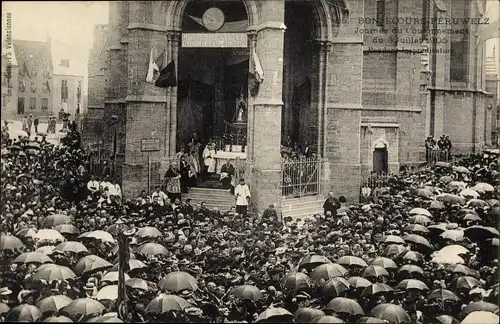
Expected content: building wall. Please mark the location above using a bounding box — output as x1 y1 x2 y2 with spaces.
52 74 83 120
1 55 18 119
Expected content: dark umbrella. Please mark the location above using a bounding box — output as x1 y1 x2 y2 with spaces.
404 224 429 234
464 226 499 239
311 263 348 283
398 265 424 276
357 317 386 323
370 304 410 323
396 279 429 291
36 295 73 314
454 276 481 290
299 255 331 270
433 315 459 324
403 234 433 249
6 304 42 322
320 277 351 299
158 271 198 293
384 244 407 257
42 316 74 322
337 256 367 268
145 294 191 314
60 298 105 317
362 266 389 279
325 297 364 316
360 283 394 297
42 214 72 228
313 315 345 323
256 307 293 323
281 272 313 295
427 289 460 302
74 255 113 276
229 285 263 301
402 251 425 263
369 257 398 270
461 301 499 316
294 308 325 323
347 276 372 289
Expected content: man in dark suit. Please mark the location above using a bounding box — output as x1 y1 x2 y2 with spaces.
303 142 312 158
220 160 235 190
323 192 341 216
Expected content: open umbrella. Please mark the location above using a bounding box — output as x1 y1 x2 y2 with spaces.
325 297 364 316
7 145 22 151
74 255 113 276
135 242 169 256
380 235 405 244
15 228 37 239
13 252 54 265
125 278 151 291
427 289 460 302
32 264 76 283
256 307 293 323
320 278 350 299
427 223 448 234
464 226 499 239
396 279 429 291
398 265 424 276
36 295 73 314
434 161 450 168
402 251 425 263
434 315 459 324
281 272 313 295
370 304 410 323
61 298 105 317
404 224 429 234
404 234 432 249
158 271 198 293
78 230 115 244
111 259 147 272
294 308 325 323
357 317 386 323
42 316 74 322
431 254 465 265
429 200 446 210
408 215 432 225
42 214 72 228
461 301 499 316
438 245 469 256
36 245 56 255
6 304 42 322
444 264 475 276
455 276 481 290
409 208 432 217
310 263 348 283
384 244 408 257
463 213 482 222
34 229 65 243
0 234 25 250
87 316 123 323
101 271 130 283
361 283 394 297
459 189 480 199
96 285 118 301
145 294 191 314
362 266 389 279
453 166 470 174
229 285 263 301
54 224 80 235
347 276 372 289
337 256 367 268
472 183 494 193
439 175 454 184
314 315 345 323
467 199 489 208
369 257 398 270
440 230 465 242
54 241 89 254
135 227 162 239
0 302 10 315
437 194 466 205
299 255 331 270
460 311 499 324
416 188 434 198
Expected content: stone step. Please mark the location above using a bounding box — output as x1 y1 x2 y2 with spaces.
281 197 324 220
184 187 235 211
282 199 324 211
282 194 324 203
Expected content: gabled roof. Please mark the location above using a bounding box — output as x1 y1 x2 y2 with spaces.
12 39 52 73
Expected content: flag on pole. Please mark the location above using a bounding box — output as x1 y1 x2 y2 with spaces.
146 48 160 84
252 48 264 83
476 19 499 47
155 59 177 88
23 62 31 79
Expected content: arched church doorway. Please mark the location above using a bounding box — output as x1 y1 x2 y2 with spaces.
177 1 249 151
373 142 389 174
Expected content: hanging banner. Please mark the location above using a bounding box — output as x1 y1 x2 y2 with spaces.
182 33 247 48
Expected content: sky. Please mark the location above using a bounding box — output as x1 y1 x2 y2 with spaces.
2 1 109 90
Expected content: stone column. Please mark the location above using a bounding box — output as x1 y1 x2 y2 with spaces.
249 0 286 214
169 31 181 156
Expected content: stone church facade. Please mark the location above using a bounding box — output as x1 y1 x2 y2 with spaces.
94 0 494 212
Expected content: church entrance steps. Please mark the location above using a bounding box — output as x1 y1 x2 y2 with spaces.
184 187 235 212
281 195 324 220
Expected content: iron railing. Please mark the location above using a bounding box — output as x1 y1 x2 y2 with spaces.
359 171 395 203
280 158 322 198
426 148 451 166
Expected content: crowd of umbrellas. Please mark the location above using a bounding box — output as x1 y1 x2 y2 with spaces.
0 128 499 323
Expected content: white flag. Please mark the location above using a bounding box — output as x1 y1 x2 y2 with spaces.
146 48 160 83
252 48 264 83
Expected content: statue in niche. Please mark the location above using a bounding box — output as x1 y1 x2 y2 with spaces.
234 92 246 124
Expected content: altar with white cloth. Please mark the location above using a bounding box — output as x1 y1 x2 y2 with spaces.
214 151 247 174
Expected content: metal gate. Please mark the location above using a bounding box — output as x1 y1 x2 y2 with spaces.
359 171 394 203
280 158 322 198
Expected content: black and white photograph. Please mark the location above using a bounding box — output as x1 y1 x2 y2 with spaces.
0 0 499 323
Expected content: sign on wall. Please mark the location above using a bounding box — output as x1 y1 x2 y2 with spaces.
141 138 160 152
182 33 247 48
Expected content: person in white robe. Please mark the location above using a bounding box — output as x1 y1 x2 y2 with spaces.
202 143 217 174
234 178 251 216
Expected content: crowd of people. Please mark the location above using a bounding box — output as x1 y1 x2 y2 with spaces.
0 125 499 323
425 135 453 166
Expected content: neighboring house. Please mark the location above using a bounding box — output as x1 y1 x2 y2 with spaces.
1 46 18 119
10 39 53 119
52 58 84 121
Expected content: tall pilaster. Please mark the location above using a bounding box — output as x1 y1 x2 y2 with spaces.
248 0 285 214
